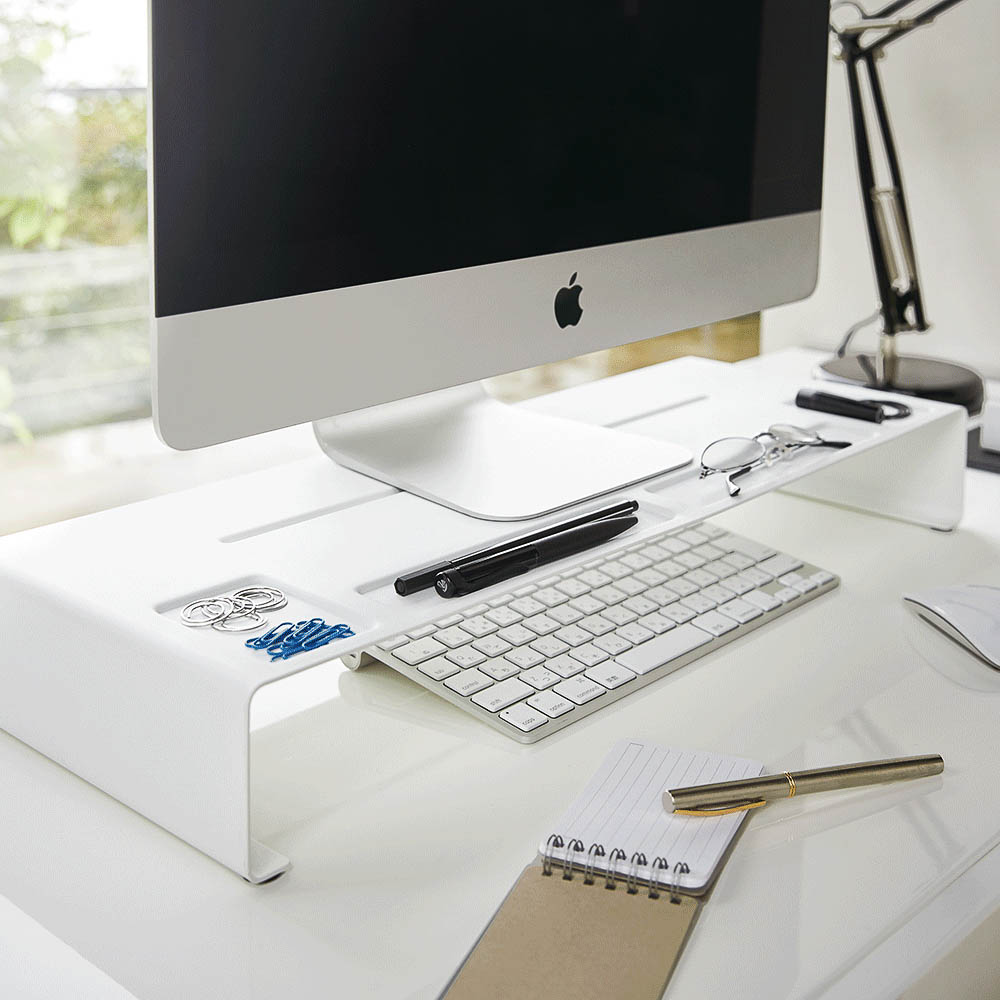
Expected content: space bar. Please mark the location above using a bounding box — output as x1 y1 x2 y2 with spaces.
615 624 713 676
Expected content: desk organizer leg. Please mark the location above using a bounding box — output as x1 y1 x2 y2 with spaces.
782 405 967 530
0 572 286 884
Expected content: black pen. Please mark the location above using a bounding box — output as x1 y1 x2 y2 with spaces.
433 515 638 598
394 499 639 596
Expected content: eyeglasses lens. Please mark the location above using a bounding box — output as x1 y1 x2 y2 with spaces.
701 437 766 472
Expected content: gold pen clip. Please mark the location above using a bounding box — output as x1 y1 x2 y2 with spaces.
674 799 769 817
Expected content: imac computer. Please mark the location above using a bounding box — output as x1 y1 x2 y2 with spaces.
150 1 829 520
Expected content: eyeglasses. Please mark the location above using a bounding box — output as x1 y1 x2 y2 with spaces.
700 423 851 497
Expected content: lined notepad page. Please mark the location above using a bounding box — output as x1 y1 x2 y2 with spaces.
541 741 764 892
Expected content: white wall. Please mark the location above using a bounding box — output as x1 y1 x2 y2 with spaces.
763 2 1000 379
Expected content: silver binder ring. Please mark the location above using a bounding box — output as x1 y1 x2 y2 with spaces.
649 857 669 899
626 852 647 894
542 834 564 877
670 861 691 904
583 843 605 885
605 848 627 890
562 839 584 880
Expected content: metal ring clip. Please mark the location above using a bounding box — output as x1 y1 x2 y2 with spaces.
626 852 647 894
649 857 669 899
542 835 564 877
583 843 605 885
669 861 691 904
561 839 584 880
605 848 627 890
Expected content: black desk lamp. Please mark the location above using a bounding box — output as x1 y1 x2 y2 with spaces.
819 0 985 414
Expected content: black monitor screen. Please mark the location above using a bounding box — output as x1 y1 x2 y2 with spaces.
152 0 828 317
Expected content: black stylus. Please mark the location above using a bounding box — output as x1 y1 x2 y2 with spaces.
394 499 639 596
433 515 638 598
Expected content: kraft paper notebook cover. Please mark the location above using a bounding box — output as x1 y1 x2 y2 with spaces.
440 740 763 1000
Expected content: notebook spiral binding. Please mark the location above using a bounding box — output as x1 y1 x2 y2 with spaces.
541 834 691 903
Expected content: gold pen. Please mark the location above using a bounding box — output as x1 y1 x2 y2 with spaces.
664 754 945 817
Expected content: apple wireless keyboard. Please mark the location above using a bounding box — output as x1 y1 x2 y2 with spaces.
366 522 838 743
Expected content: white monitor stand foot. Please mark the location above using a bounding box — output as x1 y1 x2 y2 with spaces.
313 382 692 521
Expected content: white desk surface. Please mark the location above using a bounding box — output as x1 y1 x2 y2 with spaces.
1 349 999 1000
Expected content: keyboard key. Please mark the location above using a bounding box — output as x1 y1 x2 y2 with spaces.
460 615 499 638
701 584 733 604
759 553 804 577
578 569 613 588
530 636 570 657
638 612 676 635
555 625 592 647
417 656 461 680
726 536 777 561
655 559 688 578
472 678 533 712
773 586 800 603
519 665 561 690
554 676 607 705
570 594 607 616
601 604 638 627
464 603 489 616
617 622 655 645
721 552 755 572
619 552 652 571
644 585 680 606
488 594 512 607
623 595 658 617
593 633 632 656
592 585 628 605
395 637 448 665
741 566 774 586
435 625 475 648
510 596 546 617
675 551 706 570
692 611 739 637
505 647 545 669
705 559 737 579
666 576 698 597
693 543 725 561
679 593 717 614
434 614 463 628
579 614 616 636
640 544 669 561
569 643 610 667
485 606 523 627
536 576 560 588
375 635 407 651
498 624 536 646
527 690 575 718
717 598 764 624
585 661 636 690
481 658 521 681
523 613 560 635
555 578 590 598
616 623 712 675
514 585 536 596
744 589 781 613
548 604 584 625
697 522 727 540
598 560 630 580
660 537 690 555
534 587 569 608
663 603 696 624
616 577 648 597
779 572 817 594
407 625 437 639
444 668 493 696
678 529 709 546
720 573 755 595
547 653 586 678
634 568 667 587
810 570 836 586
499 703 548 733
683 568 718 588
473 635 513 657
445 646 487 668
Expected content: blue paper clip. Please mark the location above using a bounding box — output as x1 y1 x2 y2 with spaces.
245 622 294 650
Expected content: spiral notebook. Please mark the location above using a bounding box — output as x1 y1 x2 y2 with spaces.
440 741 763 1000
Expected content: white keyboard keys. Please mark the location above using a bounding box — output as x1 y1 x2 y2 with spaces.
548 604 584 625
578 569 613 588
435 625 474 648
692 611 739 637
554 625 591 647
553 676 606 705
547 653 586 678
407 624 436 639
593 633 632 657
744 589 781 613
445 668 493 696
570 594 607 616
663 604 696 624
579 614 616 636
504 647 545 669
460 615 498 637
534 587 569 608
375 635 407 651
773 586 800 603
556 578 590 598
498 624 536 646
601 605 638 626
725 536 776 561
716 598 763 624
600 560 631 580
592 585 627 605
445 646 487 668
759 553 804 577
584 661 636 690
417 656 460 681
472 677 533 712
473 635 512 656
396 637 448 665
434 614 463 628
481 658 520 681
486 606 523 627
638 612 675 634
617 622 654 645
569 643 610 667
510 596 546 617
523 614 560 635
615 623 712 675
810 570 835 586
721 552 755 572
529 636 570 658
678 528 709 546
644 585 679 606
519 665 561 690
499 702 548 732
616 577 647 597
527 690 575 718
680 593 717 615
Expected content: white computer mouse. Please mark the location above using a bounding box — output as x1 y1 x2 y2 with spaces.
903 584 1000 670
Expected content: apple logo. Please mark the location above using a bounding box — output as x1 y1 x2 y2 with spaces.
554 272 583 328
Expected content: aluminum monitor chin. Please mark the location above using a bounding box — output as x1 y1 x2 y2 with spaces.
151 1 829 473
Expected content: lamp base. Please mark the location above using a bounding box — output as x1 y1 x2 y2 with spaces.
819 353 984 415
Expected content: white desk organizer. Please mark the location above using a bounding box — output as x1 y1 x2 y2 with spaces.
0 354 966 882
